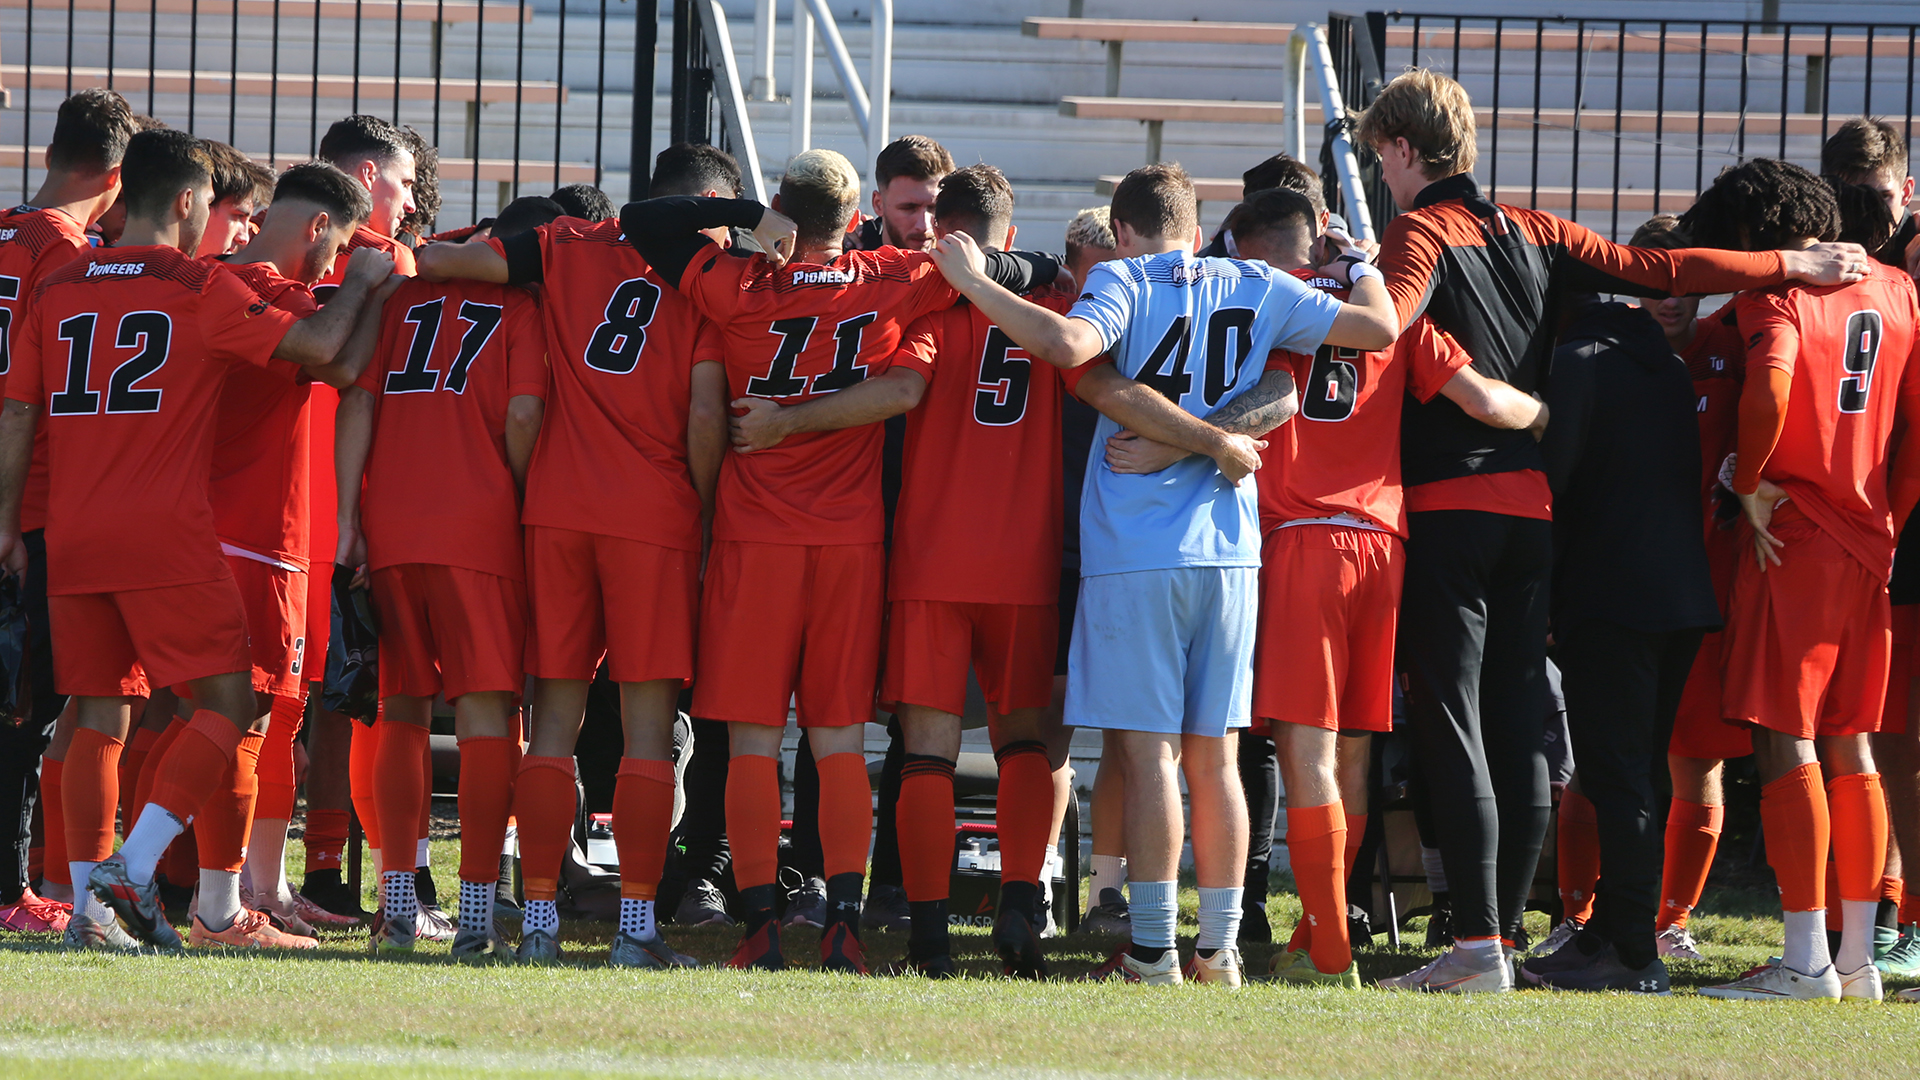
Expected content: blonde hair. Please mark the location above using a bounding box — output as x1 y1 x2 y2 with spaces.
779 149 861 243
1065 205 1115 260
1355 68 1478 180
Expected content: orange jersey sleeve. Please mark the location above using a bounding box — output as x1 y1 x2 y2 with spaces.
1402 318 1475 403
1520 210 1787 298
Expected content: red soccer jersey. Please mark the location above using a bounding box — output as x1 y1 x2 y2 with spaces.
677 246 961 545
493 218 721 552
358 276 547 579
0 205 94 532
1736 262 1920 579
889 287 1076 605
1262 274 1471 538
313 224 416 303
6 244 299 593
210 260 321 568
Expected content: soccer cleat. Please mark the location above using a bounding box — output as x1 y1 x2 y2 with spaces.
87 857 182 951
1182 947 1245 988
0 888 71 933
861 882 910 934
297 880 368 923
288 890 360 929
1877 925 1920 976
781 875 827 930
1081 946 1182 985
1655 926 1705 962
1529 942 1670 994
1529 917 1583 957
1378 945 1512 993
1520 932 1596 986
880 953 957 979
516 927 564 964
62 909 140 951
1897 986 1920 1002
726 920 787 971
609 930 699 970
1699 959 1842 1001
414 904 456 942
190 910 319 950
1837 963 1884 1001
1875 924 1901 963
451 926 514 964
993 908 1050 980
370 910 417 954
1081 888 1132 937
819 922 869 974
1277 959 1363 988
674 879 735 928
1268 947 1309 978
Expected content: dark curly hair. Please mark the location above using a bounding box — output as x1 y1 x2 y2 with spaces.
1679 158 1840 251
1825 177 1897 255
396 124 440 241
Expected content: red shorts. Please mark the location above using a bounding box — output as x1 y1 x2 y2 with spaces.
1885 604 1917 737
881 599 1057 717
305 555 330 689
1667 630 1752 759
228 554 309 698
1252 525 1400 733
694 540 884 728
524 526 697 684
49 575 253 697
369 563 527 701
1722 514 1891 740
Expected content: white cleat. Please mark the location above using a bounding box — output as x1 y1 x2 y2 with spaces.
1378 945 1512 993
1837 964 1884 1001
1698 959 1842 1001
1529 917 1583 957
1655 926 1705 962
1181 947 1244 988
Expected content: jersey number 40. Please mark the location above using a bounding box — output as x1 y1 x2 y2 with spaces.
1136 308 1254 408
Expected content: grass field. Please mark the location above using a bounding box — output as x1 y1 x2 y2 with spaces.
3 835 1917 1079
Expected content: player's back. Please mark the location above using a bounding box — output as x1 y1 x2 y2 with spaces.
519 217 716 553
361 275 544 578
890 288 1073 605
0 205 94 532
210 260 320 568
1738 261 1920 575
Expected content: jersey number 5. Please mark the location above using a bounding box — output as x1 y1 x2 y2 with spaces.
48 311 171 416
0 275 20 375
1301 345 1362 422
974 326 1031 426
1838 309 1883 415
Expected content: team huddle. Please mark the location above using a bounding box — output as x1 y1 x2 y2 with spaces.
0 66 1915 998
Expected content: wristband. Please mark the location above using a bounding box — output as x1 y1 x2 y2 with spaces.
1347 261 1384 284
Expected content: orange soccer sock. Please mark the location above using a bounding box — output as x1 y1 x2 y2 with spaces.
1557 789 1601 924
724 754 782 893
372 721 430 878
62 729 123 866
612 757 675 900
254 696 305 822
1826 862 1844 931
1658 798 1723 931
510 755 577 902
304 808 350 876
815 752 873 881
148 711 246 829
1761 762 1830 913
347 718 383 869
1903 880 1920 926
129 717 186 834
1287 801 1351 975
896 755 956 902
418 738 433 867
116 727 159 830
456 737 518 885
194 731 264 874
39 758 67 886
1829 772 1889 903
993 741 1052 888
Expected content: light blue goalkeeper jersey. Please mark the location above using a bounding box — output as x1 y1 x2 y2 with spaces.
1070 249 1344 577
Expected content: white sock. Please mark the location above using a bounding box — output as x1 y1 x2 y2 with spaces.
198 869 243 931
245 818 293 911
458 879 494 935
415 838 430 871
382 869 418 923
1089 854 1126 904
1782 909 1832 973
523 898 559 936
1455 937 1500 950
619 897 656 940
116 805 188 885
1421 846 1449 893
1128 879 1177 952
501 824 518 857
1836 898 1878 973
1195 886 1243 952
68 862 110 921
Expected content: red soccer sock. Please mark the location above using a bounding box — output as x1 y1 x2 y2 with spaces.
816 752 873 880
1658 798 1723 931
724 754 781 891
254 696 305 822
1557 789 1600 924
510 755 577 902
1829 772 1889 904
194 732 264 874
1826 862 1844 931
39 758 67 886
116 726 159 831
1287 801 1351 974
348 718 383 866
63 729 123 866
372 720 430 878
1761 762 1830 913
418 738 433 865
994 741 1052 887
304 808 350 876
1902 881 1920 926
613 758 675 900
130 717 186 834
149 711 246 829
457 737 518 885
896 755 956 902
1883 875 1905 907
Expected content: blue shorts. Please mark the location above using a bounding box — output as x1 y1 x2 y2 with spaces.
1064 566 1258 737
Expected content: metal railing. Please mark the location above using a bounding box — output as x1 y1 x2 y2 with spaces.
784 0 892 191
1286 23 1377 244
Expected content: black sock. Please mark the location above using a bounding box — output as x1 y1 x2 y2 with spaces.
1000 880 1039 923
414 866 438 908
909 899 949 959
302 868 341 895
1196 947 1218 959
825 872 863 936
1129 943 1170 964
1879 898 1902 931
740 883 780 933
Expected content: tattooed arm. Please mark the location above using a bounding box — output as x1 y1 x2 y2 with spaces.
1104 367 1297 475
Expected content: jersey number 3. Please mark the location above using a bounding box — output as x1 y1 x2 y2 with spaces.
1838 309 1883 415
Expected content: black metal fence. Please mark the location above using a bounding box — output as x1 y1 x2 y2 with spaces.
1334 11 1920 241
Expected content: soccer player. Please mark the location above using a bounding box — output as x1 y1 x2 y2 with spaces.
414 148 734 969
193 142 274 259
1675 160 1920 1002
549 182 615 223
338 195 559 959
618 147 1060 972
0 88 137 938
928 162 1401 985
1356 69 1870 990
0 128 391 951
856 135 950 251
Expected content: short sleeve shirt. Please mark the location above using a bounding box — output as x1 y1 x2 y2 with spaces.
0 205 95 533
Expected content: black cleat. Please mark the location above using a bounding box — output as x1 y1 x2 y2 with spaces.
994 907 1050 980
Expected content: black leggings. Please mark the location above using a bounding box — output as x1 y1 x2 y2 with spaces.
0 529 67 902
1240 733 1279 890
1398 509 1553 941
